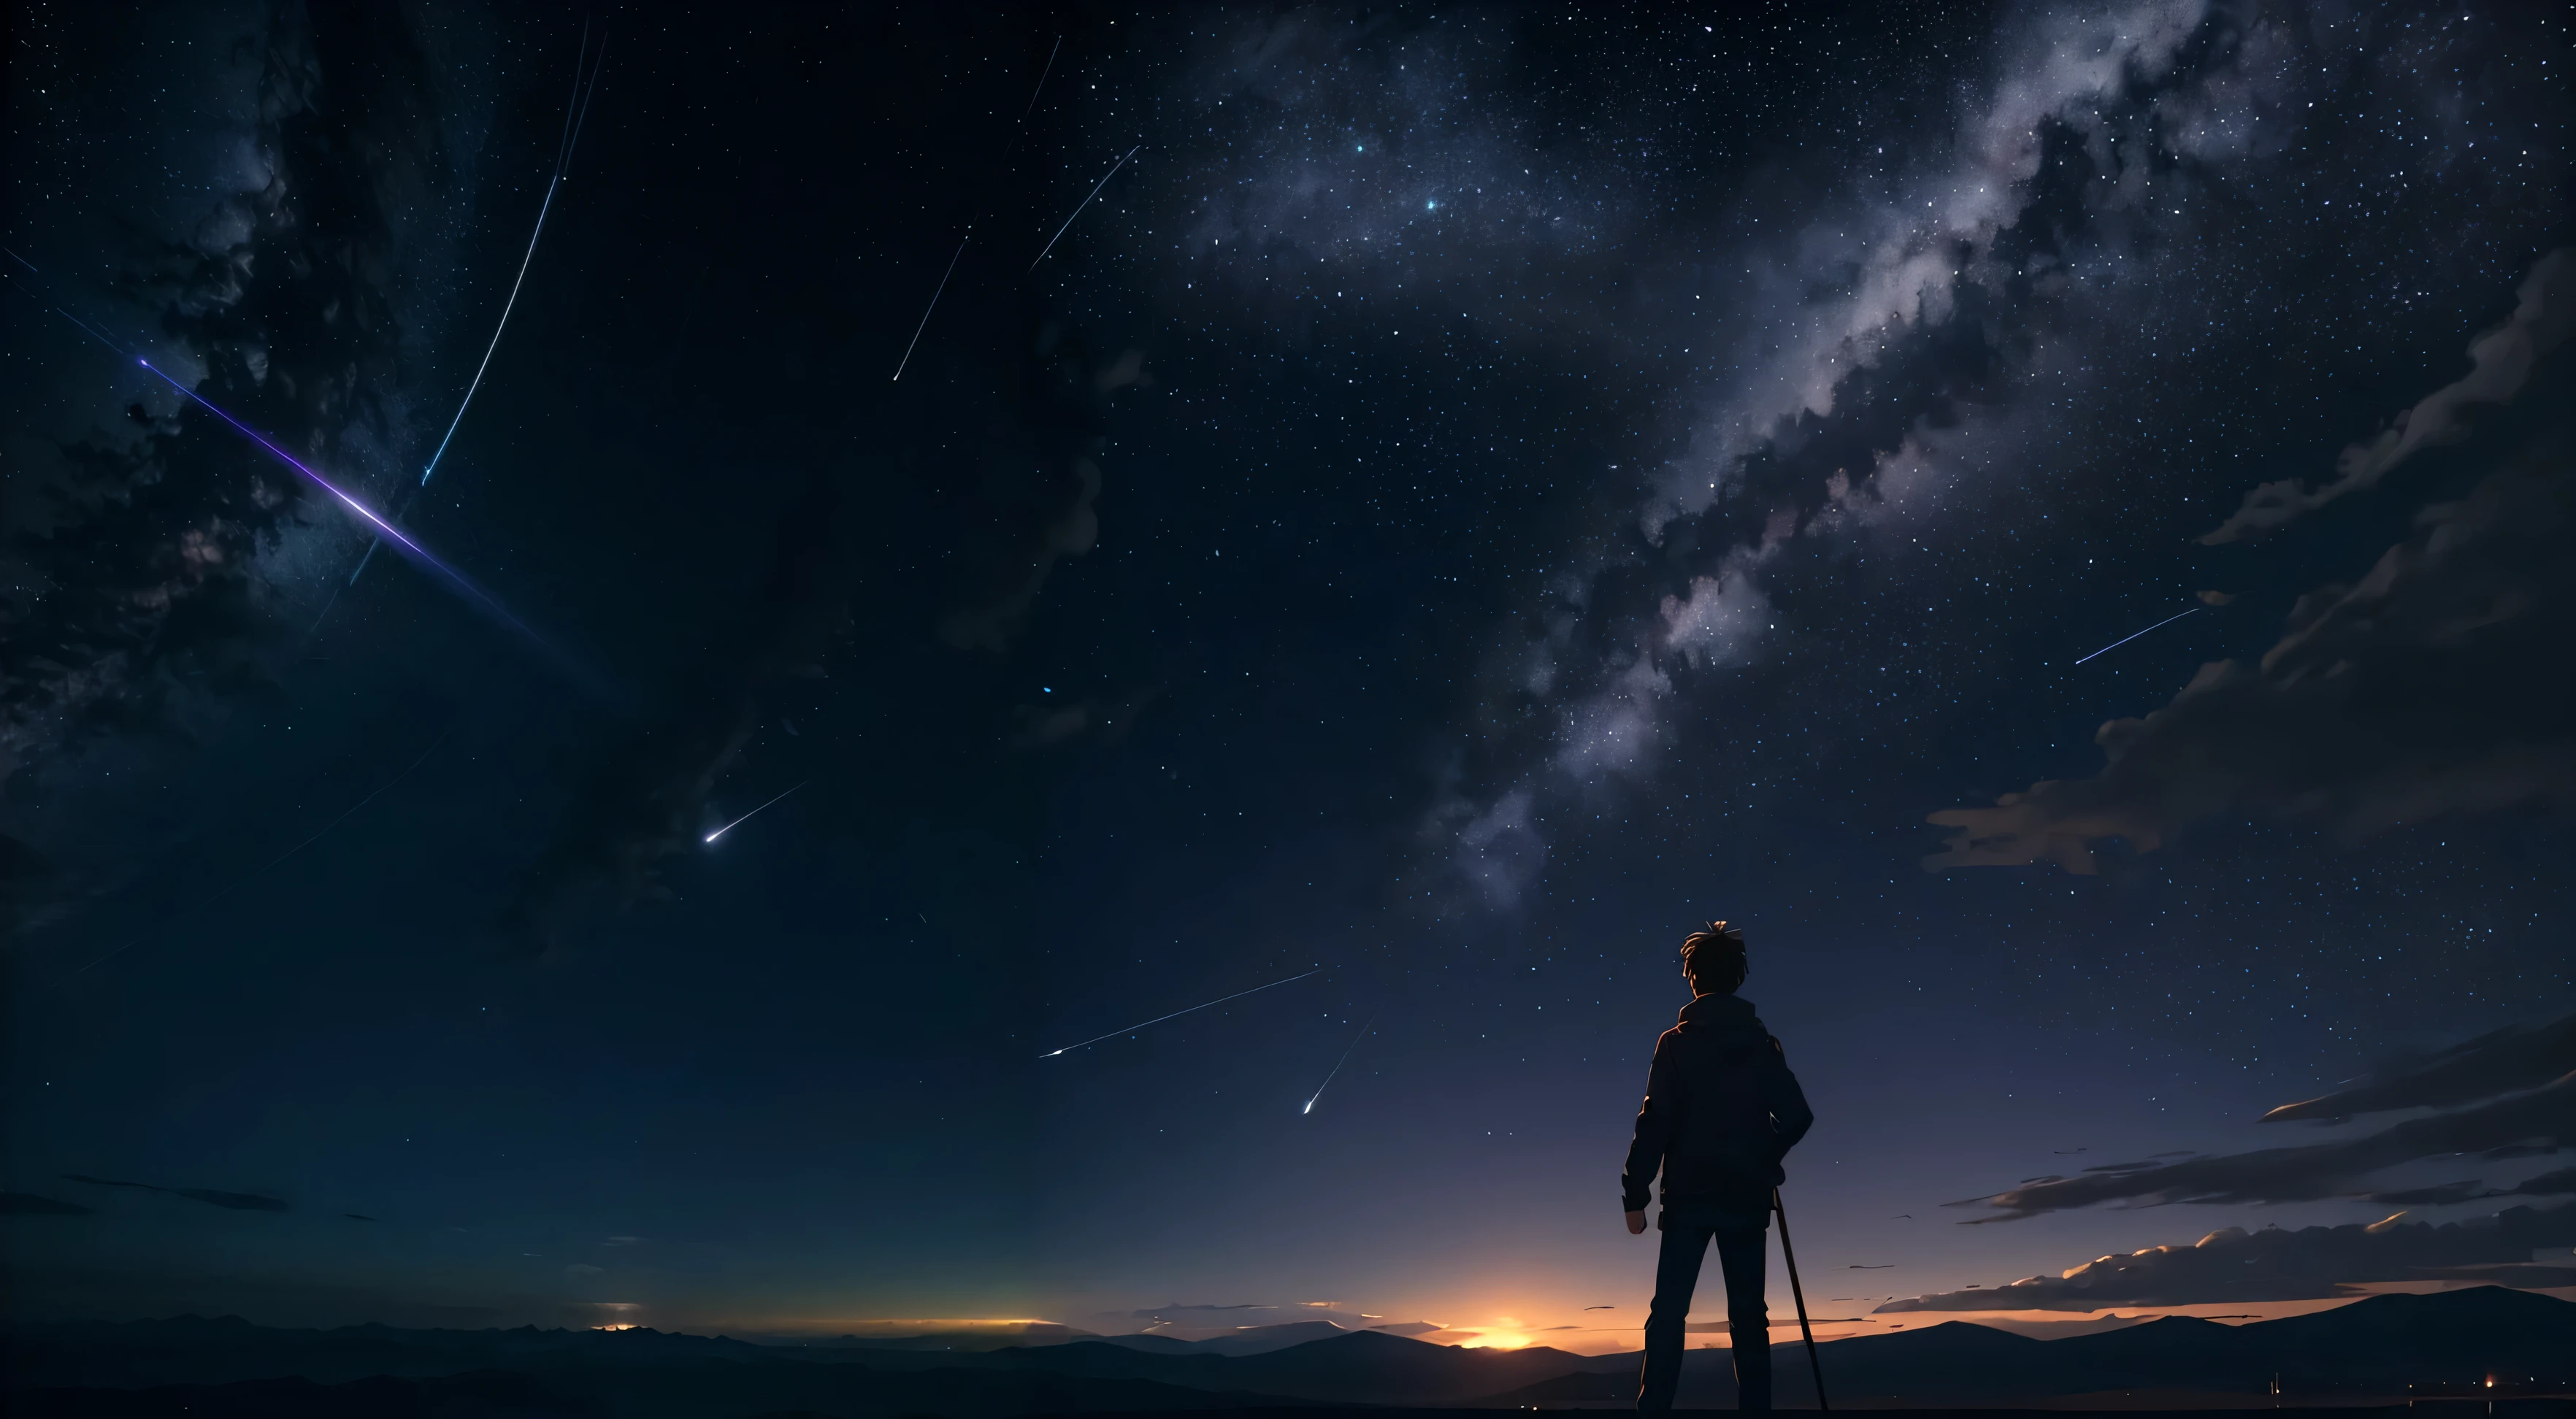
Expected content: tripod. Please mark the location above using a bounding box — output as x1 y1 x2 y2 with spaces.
1773 1187 1830 1411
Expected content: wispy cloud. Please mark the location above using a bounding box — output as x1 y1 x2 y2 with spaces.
1883 1202 2576 1310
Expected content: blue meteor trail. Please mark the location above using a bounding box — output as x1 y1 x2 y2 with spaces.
1040 967 1321 1058
418 27 606 487
1302 1012 1379 1115
350 26 607 588
2070 606 2201 665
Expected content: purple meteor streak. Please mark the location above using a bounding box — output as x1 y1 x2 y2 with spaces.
134 359 543 643
139 361 435 561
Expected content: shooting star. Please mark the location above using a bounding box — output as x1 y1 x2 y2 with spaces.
1040 967 1321 1058
1019 36 1063 123
892 36 1065 382
340 28 608 593
891 232 970 382
2069 606 2201 665
7 252 579 682
1030 145 1139 272
420 28 606 486
130 360 561 653
703 780 808 844
1301 1012 1379 1115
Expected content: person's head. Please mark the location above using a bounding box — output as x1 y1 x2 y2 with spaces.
1681 920 1748 996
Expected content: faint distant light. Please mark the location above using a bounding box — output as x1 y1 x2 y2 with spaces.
1356 144 1364 152
1426 200 1438 209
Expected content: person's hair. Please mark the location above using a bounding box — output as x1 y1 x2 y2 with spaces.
1682 920 1748 995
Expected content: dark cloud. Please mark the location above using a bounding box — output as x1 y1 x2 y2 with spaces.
3 6 460 934
2364 1181 2508 1207
1127 1302 1279 1318
1927 261 2576 874
485 471 865 957
1408 4 2531 907
2261 1012 2576 1122
4 7 452 766
61 1174 288 1212
490 323 1135 955
1 1192 93 1216
2364 1168 2576 1208
1880 1201 2576 1311
2203 247 2575 542
1952 1074 2575 1220
935 338 1138 655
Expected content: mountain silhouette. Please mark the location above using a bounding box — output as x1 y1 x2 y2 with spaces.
10 1286 2573 1413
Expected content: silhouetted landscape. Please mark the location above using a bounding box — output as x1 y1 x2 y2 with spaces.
9 1288 2573 1415
10 7 2576 1419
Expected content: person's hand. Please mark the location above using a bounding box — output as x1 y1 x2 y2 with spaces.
1625 1210 1647 1235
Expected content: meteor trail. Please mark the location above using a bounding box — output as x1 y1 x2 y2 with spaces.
1040 967 1321 1058
889 36 1065 381
13 250 510 626
891 232 969 382
1030 145 1139 272
418 28 607 487
1019 36 1063 123
132 359 542 637
1301 1012 1379 1115
2069 606 2201 665
342 28 607 593
15 227 607 697
703 780 808 843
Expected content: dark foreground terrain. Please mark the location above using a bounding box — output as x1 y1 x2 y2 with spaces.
7 1287 2572 1416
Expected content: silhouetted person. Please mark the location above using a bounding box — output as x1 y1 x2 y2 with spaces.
1622 920 1814 1412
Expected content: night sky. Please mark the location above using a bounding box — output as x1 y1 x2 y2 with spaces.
6 0 2573 1350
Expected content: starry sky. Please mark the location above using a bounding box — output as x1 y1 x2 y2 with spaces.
5 0 2573 1350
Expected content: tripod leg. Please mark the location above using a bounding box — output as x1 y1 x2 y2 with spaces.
1773 1188 1829 1412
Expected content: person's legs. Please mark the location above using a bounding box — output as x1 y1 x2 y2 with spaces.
1636 1215 1712 1412
1711 1226 1771 1412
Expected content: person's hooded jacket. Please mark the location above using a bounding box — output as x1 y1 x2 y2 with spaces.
1621 992 1814 1223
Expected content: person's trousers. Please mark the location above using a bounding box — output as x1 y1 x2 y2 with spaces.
1637 1212 1768 1412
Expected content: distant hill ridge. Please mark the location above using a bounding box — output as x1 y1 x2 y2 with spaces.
9 1286 2573 1412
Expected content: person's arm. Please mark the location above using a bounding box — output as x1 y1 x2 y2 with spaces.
1622 1033 1680 1227
1765 1035 1815 1156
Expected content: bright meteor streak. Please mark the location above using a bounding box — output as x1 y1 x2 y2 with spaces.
704 780 808 843
1040 967 1321 1058
419 26 606 488
1030 145 1140 272
138 361 435 562
1302 1012 1379 1115
132 360 543 640
2069 605 2202 665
